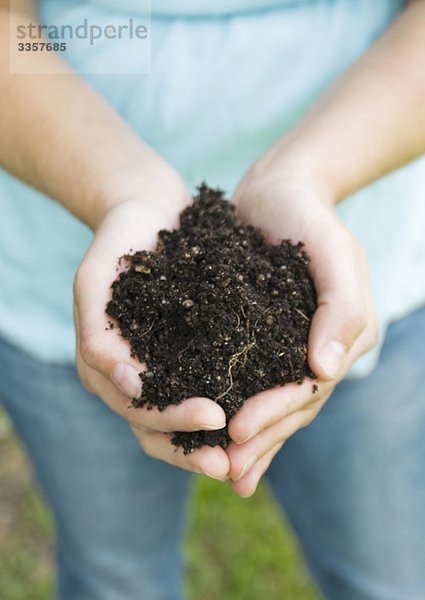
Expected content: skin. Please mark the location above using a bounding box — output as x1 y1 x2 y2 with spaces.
1 0 425 493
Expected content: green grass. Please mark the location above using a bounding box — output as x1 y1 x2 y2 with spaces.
0 414 55 599
186 477 318 600
0 410 319 599
0 489 54 600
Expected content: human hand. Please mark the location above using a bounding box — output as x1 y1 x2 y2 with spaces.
227 166 378 497
73 179 229 481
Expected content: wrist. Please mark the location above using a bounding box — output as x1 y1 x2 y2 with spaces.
89 165 190 231
258 137 341 206
234 147 338 216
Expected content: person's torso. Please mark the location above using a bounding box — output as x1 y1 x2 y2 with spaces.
3 0 424 379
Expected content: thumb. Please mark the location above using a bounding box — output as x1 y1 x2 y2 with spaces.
74 264 143 399
308 300 367 381
307 228 369 381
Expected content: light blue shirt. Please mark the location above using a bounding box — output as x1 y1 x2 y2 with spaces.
1 0 424 377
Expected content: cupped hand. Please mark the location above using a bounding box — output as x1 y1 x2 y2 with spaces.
227 169 378 497
73 181 229 481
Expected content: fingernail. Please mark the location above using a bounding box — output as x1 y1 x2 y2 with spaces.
112 363 141 398
319 341 346 379
200 421 227 431
238 428 260 444
234 455 257 482
202 470 229 482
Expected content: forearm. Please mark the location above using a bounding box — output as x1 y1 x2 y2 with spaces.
0 1 186 229
264 0 425 203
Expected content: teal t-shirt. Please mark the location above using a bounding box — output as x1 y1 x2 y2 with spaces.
1 0 424 377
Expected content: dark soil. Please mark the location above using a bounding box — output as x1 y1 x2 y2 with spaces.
106 184 317 453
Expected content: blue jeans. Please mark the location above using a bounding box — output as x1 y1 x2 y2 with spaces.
1 305 424 600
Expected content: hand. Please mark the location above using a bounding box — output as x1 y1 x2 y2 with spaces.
73 181 229 481
226 166 378 497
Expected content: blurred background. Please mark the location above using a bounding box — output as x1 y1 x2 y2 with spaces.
0 407 320 599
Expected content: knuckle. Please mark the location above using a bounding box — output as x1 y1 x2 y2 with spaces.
155 407 182 433
75 356 95 393
76 366 94 394
136 406 157 430
137 432 154 457
341 305 368 341
282 392 298 416
79 332 103 368
127 414 146 431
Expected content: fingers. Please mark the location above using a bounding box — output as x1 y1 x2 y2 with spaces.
80 359 229 478
227 382 331 496
77 360 226 432
230 442 284 498
80 360 229 479
228 398 327 482
131 427 230 480
228 378 333 445
133 396 227 433
227 309 373 480
228 389 328 497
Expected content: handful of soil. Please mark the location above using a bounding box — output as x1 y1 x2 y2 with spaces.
106 184 317 453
